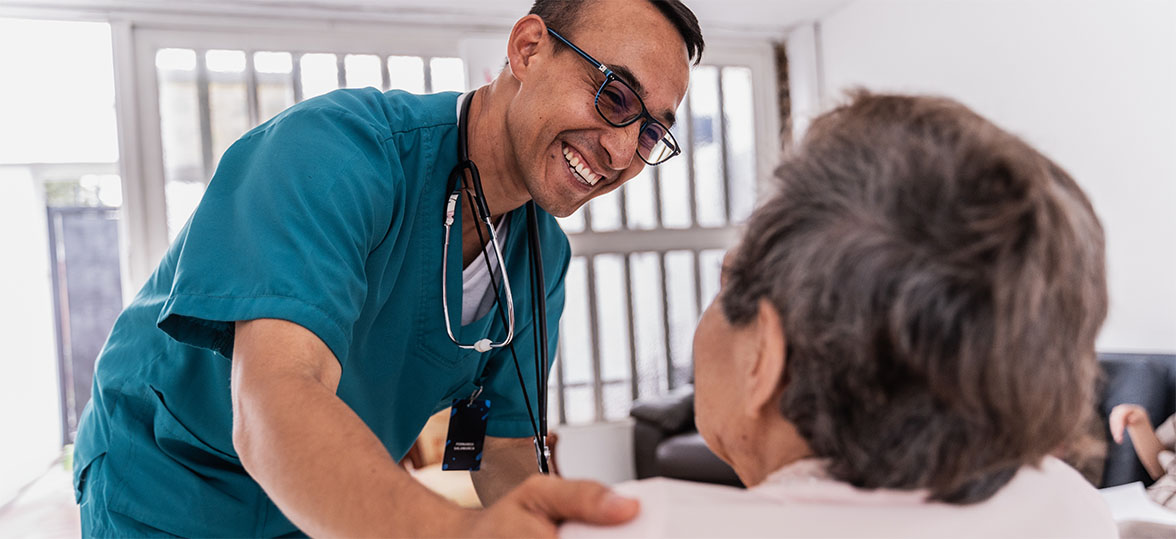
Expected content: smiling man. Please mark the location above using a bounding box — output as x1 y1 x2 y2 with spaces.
72 0 702 536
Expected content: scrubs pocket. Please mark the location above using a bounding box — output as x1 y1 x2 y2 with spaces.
73 449 107 504
102 386 262 537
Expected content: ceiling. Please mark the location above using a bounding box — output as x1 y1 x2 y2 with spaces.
8 0 853 39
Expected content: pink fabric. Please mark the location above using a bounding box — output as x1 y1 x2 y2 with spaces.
562 457 1117 538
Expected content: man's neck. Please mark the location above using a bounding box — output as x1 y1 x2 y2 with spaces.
458 80 529 267
464 81 530 221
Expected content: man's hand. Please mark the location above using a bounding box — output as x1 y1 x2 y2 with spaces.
457 475 639 538
1110 403 1153 444
231 319 639 536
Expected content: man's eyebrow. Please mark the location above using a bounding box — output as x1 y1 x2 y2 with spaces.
610 63 676 127
610 64 645 96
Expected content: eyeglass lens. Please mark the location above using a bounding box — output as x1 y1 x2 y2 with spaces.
595 79 677 164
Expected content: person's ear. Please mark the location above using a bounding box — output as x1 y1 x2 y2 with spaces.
505 14 547 82
744 299 786 417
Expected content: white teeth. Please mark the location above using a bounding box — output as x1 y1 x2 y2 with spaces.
563 145 600 186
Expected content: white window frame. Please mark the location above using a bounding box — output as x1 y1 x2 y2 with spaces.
114 17 474 290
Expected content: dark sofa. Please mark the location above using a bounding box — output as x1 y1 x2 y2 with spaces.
631 353 1176 489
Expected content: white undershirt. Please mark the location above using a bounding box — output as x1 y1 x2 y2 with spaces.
456 90 509 325
461 216 509 325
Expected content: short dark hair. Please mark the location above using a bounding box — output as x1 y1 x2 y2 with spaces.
721 91 1108 504
529 0 704 65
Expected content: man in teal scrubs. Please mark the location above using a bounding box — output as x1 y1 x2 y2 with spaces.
73 0 702 536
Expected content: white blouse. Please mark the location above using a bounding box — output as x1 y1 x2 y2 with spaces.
562 456 1116 538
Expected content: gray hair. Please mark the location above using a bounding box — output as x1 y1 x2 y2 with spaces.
721 91 1108 504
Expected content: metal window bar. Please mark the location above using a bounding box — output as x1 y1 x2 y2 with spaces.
559 376 635 388
245 51 261 127
657 251 675 391
195 49 214 181
584 255 605 422
651 166 664 228
691 249 703 317
428 57 437 94
581 199 595 233
381 54 392 91
682 90 698 227
291 53 304 103
617 185 629 230
622 255 639 400
716 68 732 223
555 339 568 425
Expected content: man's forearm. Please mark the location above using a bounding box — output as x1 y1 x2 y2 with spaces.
233 373 469 536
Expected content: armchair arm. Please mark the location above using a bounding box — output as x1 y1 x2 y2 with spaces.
630 385 695 434
630 385 695 479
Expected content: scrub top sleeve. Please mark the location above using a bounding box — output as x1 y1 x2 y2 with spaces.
481 235 571 439
157 106 398 365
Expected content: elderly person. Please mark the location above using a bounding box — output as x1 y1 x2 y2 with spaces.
565 92 1116 537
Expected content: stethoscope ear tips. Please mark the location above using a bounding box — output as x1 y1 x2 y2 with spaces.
474 339 493 353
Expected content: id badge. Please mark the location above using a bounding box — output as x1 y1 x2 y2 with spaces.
442 397 490 471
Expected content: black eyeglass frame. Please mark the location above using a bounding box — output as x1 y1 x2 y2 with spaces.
547 28 681 166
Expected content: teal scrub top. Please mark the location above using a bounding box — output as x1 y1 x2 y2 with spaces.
72 89 570 537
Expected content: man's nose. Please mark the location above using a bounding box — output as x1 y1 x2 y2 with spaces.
600 121 642 171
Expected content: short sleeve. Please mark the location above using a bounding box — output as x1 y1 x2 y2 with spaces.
480 229 571 438
157 101 398 364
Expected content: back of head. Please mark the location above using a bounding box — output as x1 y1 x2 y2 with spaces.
721 91 1108 503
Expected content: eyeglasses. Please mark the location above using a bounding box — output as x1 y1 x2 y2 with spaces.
547 28 681 166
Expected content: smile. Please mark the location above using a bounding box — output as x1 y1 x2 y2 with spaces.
562 144 602 187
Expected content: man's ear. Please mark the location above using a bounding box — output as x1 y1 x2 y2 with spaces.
505 14 547 81
744 299 787 417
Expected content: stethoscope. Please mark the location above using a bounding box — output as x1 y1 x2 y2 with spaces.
442 88 552 473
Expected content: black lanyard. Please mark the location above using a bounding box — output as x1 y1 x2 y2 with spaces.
447 89 551 473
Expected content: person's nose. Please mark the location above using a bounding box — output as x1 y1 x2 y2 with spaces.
600 121 642 171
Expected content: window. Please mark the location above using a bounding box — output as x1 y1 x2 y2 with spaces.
124 23 777 426
554 64 766 424
151 45 466 240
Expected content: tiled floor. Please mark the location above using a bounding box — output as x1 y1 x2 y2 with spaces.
0 465 80 539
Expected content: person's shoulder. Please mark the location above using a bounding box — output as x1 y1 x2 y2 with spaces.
993 456 1117 537
250 89 458 144
1026 455 1106 493
560 478 755 538
378 90 461 135
610 476 746 500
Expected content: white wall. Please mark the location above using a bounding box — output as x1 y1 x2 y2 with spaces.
0 17 118 504
0 168 64 504
556 420 635 485
793 0 1176 353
